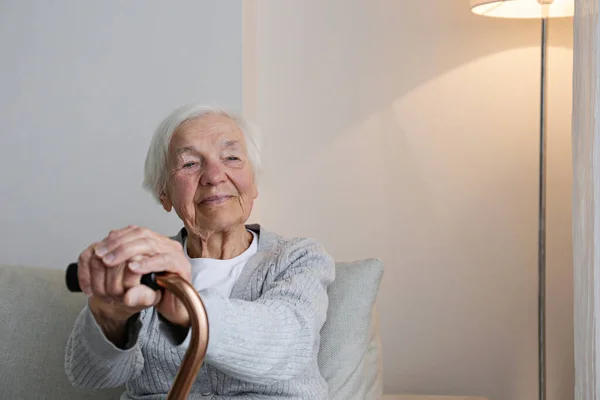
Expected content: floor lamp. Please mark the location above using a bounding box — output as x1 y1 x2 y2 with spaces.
469 1 573 400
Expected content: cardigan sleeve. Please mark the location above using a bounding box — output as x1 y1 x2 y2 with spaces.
64 304 146 388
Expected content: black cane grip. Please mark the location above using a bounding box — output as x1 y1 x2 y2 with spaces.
66 262 161 292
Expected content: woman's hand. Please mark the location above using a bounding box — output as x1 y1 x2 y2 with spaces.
78 225 193 334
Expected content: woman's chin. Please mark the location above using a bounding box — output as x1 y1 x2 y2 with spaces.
191 214 244 233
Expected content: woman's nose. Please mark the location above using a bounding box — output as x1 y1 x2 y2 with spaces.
200 161 226 186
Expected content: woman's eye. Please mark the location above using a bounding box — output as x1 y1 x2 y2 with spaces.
226 156 240 161
183 161 197 168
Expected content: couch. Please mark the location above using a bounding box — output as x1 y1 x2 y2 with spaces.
0 262 486 400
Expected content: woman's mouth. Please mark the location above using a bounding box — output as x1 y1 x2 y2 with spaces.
200 195 233 205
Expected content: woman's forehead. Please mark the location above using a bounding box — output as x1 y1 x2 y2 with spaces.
170 115 245 148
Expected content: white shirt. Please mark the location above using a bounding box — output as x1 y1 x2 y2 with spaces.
176 230 258 349
184 230 258 298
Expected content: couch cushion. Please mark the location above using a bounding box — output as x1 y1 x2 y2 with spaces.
318 259 385 400
0 265 123 400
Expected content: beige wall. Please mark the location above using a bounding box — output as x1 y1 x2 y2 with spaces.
244 1 574 399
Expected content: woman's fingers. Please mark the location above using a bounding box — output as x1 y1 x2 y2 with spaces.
95 228 174 267
94 226 184 267
89 256 107 297
78 231 169 325
105 262 126 298
105 254 149 299
79 227 190 321
94 226 146 258
123 285 161 308
106 225 139 241
102 237 164 267
129 252 170 274
94 225 138 255
77 243 97 295
129 252 191 281
122 255 144 290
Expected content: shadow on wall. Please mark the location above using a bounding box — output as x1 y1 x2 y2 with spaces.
259 0 572 175
367 44 572 399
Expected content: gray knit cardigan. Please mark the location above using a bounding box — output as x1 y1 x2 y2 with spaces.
64 224 335 399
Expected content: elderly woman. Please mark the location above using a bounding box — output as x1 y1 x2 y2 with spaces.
64 104 335 399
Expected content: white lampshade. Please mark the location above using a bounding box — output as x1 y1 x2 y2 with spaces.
470 0 574 18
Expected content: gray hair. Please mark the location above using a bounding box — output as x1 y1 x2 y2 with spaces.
142 104 262 203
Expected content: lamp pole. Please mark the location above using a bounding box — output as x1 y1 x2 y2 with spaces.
537 3 552 400
537 12 548 400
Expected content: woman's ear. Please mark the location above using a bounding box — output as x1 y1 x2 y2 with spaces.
251 174 259 200
159 189 172 212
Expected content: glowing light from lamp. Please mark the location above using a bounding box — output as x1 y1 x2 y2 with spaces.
470 0 573 18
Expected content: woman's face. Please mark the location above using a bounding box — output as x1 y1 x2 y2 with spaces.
161 114 258 236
